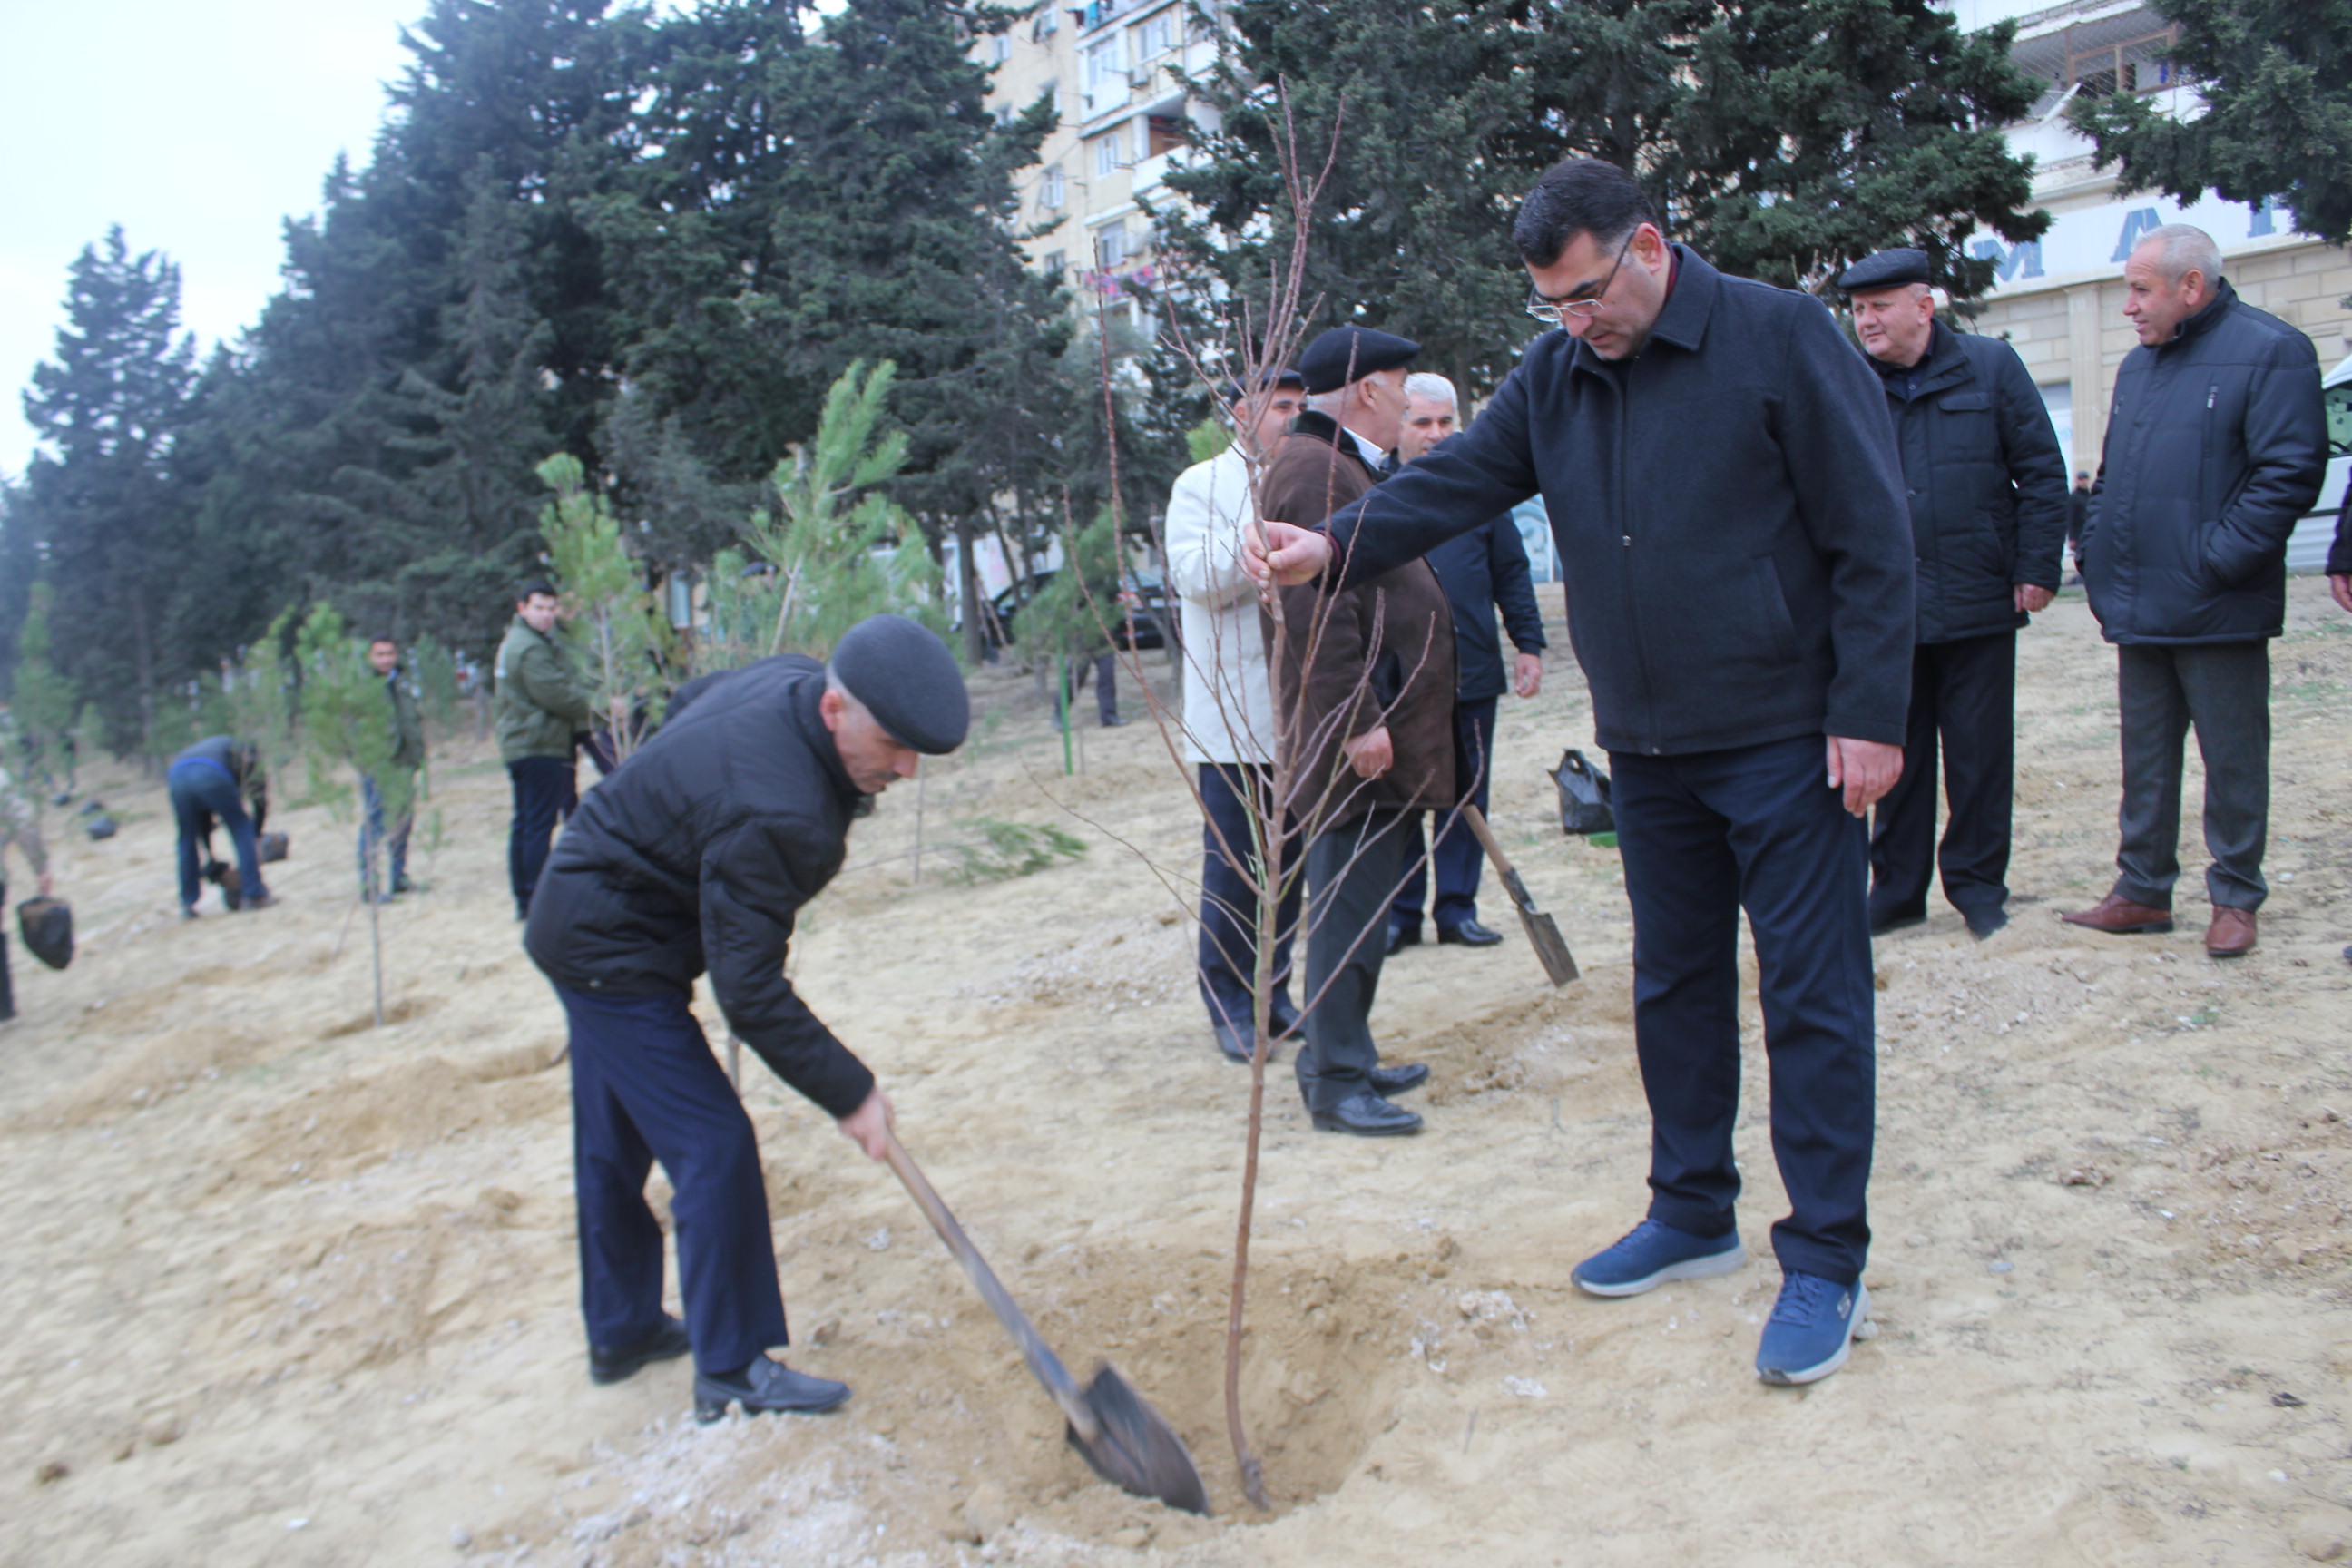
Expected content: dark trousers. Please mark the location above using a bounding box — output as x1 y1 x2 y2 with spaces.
169 760 263 911
359 773 414 893
508 756 577 916
1197 762 1300 1034
0 887 15 1023
1392 697 1496 935
556 985 790 1375
1062 652 1119 725
1611 735 1876 1284
1295 808 1409 1112
2113 641 2270 911
1867 632 2014 925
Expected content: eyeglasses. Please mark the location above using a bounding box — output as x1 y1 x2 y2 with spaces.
1524 230 1636 325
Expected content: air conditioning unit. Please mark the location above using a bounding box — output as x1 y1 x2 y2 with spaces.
1127 64 1158 90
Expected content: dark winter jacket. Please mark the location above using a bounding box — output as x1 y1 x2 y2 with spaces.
1259 410 1457 822
172 736 268 830
383 667 426 773
2081 279 2326 644
1867 319 2069 644
495 617 593 762
2328 485 2352 578
524 655 876 1119
1320 247 1914 756
1419 507 1548 700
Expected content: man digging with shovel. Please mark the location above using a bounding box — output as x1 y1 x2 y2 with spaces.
524 614 966 1421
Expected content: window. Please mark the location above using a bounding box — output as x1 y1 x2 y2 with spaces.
1144 113 1190 158
1040 163 1065 210
1135 9 1177 59
1085 35 1124 91
1030 6 1059 41
990 34 1009 64
2067 26 2180 95
1094 132 1122 176
1043 250 1066 280
1094 221 1129 270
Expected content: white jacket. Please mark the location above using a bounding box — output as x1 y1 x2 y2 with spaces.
1162 445 1277 764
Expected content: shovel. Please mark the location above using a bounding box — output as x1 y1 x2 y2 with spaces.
1461 806 1580 986
881 1129 1211 1515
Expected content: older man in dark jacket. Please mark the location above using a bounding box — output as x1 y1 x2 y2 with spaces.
1261 325 1455 1138
524 615 967 1421
1840 249 2069 940
2063 224 2326 958
1252 160 1912 1387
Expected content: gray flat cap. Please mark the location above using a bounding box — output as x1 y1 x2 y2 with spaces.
1297 328 1420 395
1837 248 1933 294
831 613 969 754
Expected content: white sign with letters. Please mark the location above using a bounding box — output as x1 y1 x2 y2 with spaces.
1974 193 2299 295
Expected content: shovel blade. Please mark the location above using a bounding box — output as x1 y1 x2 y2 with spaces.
1063 1364 1211 1515
1517 908 1580 986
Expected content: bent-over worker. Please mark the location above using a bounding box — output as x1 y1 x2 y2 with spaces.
170 736 272 916
524 614 968 1421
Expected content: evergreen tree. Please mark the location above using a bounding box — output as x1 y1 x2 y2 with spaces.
536 451 670 756
16 228 200 753
2067 0 2352 246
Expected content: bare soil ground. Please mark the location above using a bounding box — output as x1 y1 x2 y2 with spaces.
8 579 2352 1567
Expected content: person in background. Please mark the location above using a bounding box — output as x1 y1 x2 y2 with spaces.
1839 247 2067 941
1165 368 1308 1063
2063 224 2325 959
362 636 426 901
1385 370 1546 955
2067 471 2093 581
170 736 273 916
497 580 593 921
0 765 53 1020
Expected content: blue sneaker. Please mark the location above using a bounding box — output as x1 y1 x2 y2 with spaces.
1571 1219 1746 1298
1755 1272 1875 1386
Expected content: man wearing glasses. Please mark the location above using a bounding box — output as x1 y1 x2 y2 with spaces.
1249 158 1913 1386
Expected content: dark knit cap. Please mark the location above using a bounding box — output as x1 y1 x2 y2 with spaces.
830 613 969 754
1297 327 1420 394
1837 248 1933 294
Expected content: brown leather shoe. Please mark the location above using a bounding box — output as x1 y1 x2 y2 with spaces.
2060 893 2174 935
2206 906 2257 958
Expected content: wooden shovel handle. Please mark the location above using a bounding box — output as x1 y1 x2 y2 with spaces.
881 1129 1100 1441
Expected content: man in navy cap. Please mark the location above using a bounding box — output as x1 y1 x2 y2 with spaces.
1839 247 2068 940
1251 160 1913 1384
525 613 969 1422
1166 368 1310 1064
1259 325 1454 1136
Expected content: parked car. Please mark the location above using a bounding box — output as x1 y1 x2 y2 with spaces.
972 568 1169 652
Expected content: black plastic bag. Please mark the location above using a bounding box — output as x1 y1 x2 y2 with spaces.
83 813 116 841
17 896 73 971
260 831 289 864
1549 749 1614 835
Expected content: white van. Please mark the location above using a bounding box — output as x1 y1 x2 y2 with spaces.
2287 351 2352 573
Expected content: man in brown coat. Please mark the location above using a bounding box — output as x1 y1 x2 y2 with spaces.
1261 327 1456 1136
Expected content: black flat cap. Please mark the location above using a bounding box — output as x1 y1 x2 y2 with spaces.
1297 327 1420 394
1217 367 1305 404
830 613 969 754
1838 248 1933 294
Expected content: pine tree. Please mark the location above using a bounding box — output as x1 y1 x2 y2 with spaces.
2067 0 2352 246
299 603 407 1027
536 452 669 757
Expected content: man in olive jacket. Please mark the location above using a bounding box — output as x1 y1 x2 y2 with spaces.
496 581 594 919
2063 225 2326 958
1251 160 1912 1387
524 615 968 1419
362 636 426 898
1841 249 2069 940
1262 326 1454 1138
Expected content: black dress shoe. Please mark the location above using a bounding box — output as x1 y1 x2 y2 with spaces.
1309 1093 1423 1136
1369 1063 1428 1096
1212 1021 1255 1064
693 1356 850 1422
589 1314 692 1385
1964 909 2009 941
1867 906 1926 936
1386 924 1422 956
1269 996 1303 1038
1437 919 1503 947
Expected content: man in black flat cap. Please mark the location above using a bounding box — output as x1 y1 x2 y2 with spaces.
525 613 969 1422
1840 247 2068 940
1260 325 1453 1136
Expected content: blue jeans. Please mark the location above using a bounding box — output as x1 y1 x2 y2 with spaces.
358 774 414 893
555 985 791 1374
169 760 263 911
1611 734 1876 1283
1391 697 1497 935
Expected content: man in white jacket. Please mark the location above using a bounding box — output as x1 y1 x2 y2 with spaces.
1166 368 1307 1063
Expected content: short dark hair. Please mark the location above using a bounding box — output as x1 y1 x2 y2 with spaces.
368 634 398 648
516 579 557 603
1513 159 1659 269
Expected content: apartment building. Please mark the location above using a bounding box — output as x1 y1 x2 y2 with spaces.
973 0 1223 316
1950 0 2349 544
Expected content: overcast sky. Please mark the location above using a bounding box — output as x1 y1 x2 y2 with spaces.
0 0 426 480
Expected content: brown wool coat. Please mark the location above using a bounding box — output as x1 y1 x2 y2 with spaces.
1258 411 1456 824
